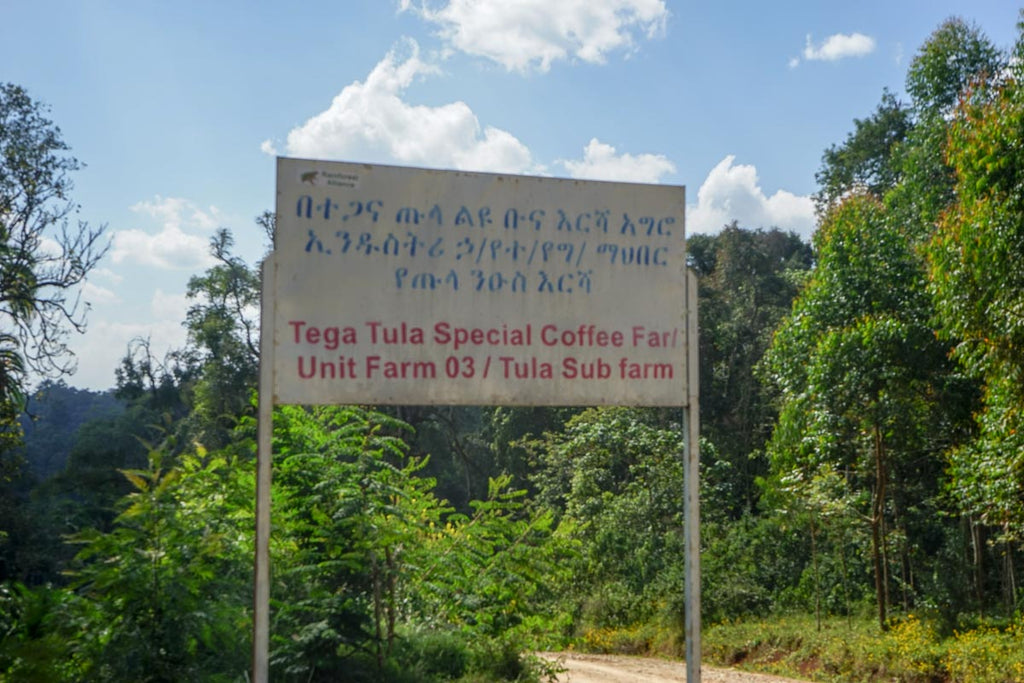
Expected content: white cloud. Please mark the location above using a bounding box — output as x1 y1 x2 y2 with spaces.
278 39 538 174
82 282 120 305
403 0 668 72
92 267 124 285
70 316 187 391
68 287 192 390
687 156 815 238
151 288 191 322
37 235 64 259
110 196 220 269
260 139 279 156
559 138 675 183
802 32 876 62
132 196 223 232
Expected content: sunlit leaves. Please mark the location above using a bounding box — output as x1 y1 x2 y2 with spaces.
926 37 1024 540
762 192 963 626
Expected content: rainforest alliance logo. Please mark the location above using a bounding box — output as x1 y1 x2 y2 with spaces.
298 168 360 189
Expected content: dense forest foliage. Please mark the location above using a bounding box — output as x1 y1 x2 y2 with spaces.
3 14 1024 683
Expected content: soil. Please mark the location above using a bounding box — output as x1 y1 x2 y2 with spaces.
535 652 808 683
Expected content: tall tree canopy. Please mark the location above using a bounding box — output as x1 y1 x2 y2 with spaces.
926 19 1024 541
0 83 107 435
813 90 911 215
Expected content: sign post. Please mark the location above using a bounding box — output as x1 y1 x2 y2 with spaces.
684 269 701 683
254 158 699 681
252 257 275 683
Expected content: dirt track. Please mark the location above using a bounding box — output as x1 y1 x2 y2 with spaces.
536 653 807 683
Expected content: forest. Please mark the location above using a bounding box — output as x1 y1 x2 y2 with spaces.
2 14 1024 683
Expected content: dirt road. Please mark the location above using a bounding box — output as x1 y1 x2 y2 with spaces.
536 653 807 683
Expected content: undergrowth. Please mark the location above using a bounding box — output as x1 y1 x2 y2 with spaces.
568 613 1024 682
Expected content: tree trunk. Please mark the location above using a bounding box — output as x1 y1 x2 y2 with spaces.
970 517 984 614
872 424 887 630
810 516 821 632
1003 529 1017 617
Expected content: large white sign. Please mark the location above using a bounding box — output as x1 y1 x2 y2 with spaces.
271 158 687 406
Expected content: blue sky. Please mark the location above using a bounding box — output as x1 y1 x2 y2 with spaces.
2 0 1020 391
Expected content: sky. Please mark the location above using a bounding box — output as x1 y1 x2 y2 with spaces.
1 0 1020 391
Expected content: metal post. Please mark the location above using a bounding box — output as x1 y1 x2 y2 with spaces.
684 268 701 683
253 257 275 683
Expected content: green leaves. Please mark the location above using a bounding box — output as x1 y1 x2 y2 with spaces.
925 35 1024 540
64 446 254 681
814 90 912 215
762 191 968 627
530 407 685 629
0 83 108 388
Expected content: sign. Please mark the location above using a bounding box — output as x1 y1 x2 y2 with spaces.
272 157 687 405
257 158 700 683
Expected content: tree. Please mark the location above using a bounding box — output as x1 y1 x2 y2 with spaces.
531 407 687 629
690 225 813 517
0 83 108 405
180 229 260 449
904 17 1004 120
813 90 911 216
1 83 107 588
65 446 254 681
890 18 1005 238
762 195 967 628
927 16 1024 557
113 226 260 452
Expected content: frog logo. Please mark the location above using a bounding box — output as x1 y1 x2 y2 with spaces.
300 170 319 185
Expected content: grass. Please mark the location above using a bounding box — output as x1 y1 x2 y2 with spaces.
556 612 1024 682
702 612 1024 682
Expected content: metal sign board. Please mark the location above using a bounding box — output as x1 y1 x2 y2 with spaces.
256 158 700 683
272 157 687 405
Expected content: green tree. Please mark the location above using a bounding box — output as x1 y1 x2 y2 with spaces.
1 83 107 585
890 18 1005 238
65 446 254 681
180 228 261 449
926 17 1024 556
690 225 813 517
762 195 966 628
112 225 261 453
814 90 912 215
531 407 687 629
0 83 107 408
267 403 562 680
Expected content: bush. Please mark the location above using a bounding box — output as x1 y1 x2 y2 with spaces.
397 630 469 680
943 617 1024 683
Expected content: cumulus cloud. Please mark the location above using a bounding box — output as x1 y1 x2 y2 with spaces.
792 32 875 67
69 286 196 390
402 0 668 72
277 39 538 174
91 267 124 285
151 288 191 321
110 196 220 270
559 138 675 183
81 282 120 305
70 315 188 391
687 156 815 238
260 139 279 156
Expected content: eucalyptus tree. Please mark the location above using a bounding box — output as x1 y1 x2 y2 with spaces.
761 195 963 628
890 17 1005 239
759 16 1007 627
813 90 911 216
926 18 1024 570
689 224 812 517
